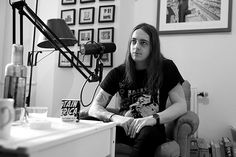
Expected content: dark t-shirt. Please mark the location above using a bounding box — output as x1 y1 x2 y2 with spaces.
100 59 184 118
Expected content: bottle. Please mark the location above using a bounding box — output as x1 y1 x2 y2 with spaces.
3 44 27 121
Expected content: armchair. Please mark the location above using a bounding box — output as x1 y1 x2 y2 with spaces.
80 80 199 157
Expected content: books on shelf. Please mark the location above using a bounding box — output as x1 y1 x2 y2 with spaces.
210 140 217 157
197 138 210 157
190 137 235 157
219 141 226 157
231 125 236 157
215 141 221 157
222 137 234 157
210 140 222 157
190 137 199 157
190 137 210 157
209 140 216 157
231 125 236 143
232 142 236 157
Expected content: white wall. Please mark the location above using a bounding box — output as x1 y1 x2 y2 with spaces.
160 6 236 142
131 0 236 142
1 0 236 142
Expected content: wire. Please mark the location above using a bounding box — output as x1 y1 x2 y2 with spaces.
79 41 103 107
80 75 100 107
36 50 55 64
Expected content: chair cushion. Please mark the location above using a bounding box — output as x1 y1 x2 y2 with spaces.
115 141 180 157
155 140 180 157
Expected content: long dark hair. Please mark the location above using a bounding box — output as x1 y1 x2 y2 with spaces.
124 23 164 91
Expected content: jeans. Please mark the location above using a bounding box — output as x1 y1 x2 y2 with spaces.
116 124 166 157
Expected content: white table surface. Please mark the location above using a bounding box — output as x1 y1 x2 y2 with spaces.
0 117 116 154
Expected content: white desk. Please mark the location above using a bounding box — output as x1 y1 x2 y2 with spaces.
0 118 116 157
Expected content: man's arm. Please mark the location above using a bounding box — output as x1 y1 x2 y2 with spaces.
89 88 134 135
88 88 115 122
158 83 187 124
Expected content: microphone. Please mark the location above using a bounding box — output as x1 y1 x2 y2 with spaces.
81 43 116 55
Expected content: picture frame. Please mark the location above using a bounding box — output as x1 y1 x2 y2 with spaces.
61 0 76 5
58 52 73 68
80 0 95 4
77 51 93 67
157 0 232 34
78 29 94 45
98 27 114 43
97 27 114 67
100 53 113 67
79 7 95 24
98 5 115 23
61 9 76 25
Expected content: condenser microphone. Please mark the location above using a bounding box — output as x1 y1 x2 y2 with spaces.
81 43 116 55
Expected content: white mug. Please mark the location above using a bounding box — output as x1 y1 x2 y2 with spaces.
0 98 15 139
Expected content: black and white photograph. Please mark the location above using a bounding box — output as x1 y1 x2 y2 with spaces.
77 52 93 67
58 52 73 68
78 29 94 45
79 7 95 24
98 27 114 43
61 9 76 25
157 0 232 34
98 5 115 23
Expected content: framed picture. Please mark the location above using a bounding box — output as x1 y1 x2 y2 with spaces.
80 0 95 3
61 9 76 25
77 52 93 67
101 53 113 67
157 0 232 34
61 0 76 5
79 7 95 24
78 29 94 45
58 52 73 68
98 5 115 23
98 27 114 43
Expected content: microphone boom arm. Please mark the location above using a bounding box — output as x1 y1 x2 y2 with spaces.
10 0 101 82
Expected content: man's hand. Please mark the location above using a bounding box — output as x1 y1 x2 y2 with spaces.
111 115 134 135
128 116 156 138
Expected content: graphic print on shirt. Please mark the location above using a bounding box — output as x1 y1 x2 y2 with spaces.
118 82 160 118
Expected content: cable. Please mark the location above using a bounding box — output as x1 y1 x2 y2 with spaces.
36 50 55 64
80 75 100 107
79 41 102 107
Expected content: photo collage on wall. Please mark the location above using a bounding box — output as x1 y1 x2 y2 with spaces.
60 0 116 68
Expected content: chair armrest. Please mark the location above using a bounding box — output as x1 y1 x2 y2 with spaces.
173 111 199 139
173 111 199 157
